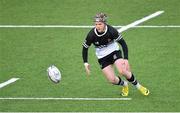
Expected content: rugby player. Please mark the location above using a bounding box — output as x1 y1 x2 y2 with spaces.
82 13 149 96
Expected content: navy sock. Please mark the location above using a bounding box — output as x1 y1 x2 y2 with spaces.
116 76 125 86
127 74 138 85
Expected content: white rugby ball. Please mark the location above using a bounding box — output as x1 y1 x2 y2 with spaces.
47 65 61 83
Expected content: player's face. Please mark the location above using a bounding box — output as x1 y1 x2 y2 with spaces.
95 22 106 33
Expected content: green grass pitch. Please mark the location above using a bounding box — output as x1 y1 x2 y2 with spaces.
0 0 180 112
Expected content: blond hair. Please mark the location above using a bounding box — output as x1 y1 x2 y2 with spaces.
94 12 107 22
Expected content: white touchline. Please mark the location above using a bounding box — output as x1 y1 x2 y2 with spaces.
131 25 180 28
0 78 20 89
0 25 180 28
0 11 172 29
0 97 131 101
0 25 95 28
117 11 164 33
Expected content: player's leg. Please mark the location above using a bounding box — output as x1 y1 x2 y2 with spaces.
114 59 149 96
102 65 120 84
101 65 128 96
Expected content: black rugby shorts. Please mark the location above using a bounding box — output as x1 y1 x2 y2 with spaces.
98 50 122 69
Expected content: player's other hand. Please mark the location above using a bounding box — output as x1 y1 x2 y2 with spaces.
84 63 90 76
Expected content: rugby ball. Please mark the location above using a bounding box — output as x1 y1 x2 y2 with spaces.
47 65 61 83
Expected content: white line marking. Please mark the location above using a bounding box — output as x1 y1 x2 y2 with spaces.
0 97 131 101
133 25 180 28
0 25 94 28
0 78 19 89
0 25 180 28
117 11 164 33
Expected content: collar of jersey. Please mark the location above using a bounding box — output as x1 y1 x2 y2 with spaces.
94 25 108 37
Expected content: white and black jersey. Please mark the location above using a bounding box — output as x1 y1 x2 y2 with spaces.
82 24 128 63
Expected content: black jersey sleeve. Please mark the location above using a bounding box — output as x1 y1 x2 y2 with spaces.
82 31 93 63
82 30 93 49
110 25 123 41
118 38 128 59
82 47 88 63
110 26 128 59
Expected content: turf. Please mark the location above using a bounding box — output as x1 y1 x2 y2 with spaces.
0 0 180 112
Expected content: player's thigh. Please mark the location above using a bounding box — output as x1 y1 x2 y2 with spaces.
114 58 126 74
102 65 119 83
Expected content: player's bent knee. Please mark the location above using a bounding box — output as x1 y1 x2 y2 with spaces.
118 69 124 75
119 69 126 75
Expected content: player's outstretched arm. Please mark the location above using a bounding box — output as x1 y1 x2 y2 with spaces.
84 63 90 75
82 47 91 75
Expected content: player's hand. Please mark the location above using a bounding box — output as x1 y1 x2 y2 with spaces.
124 59 130 71
84 63 90 76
